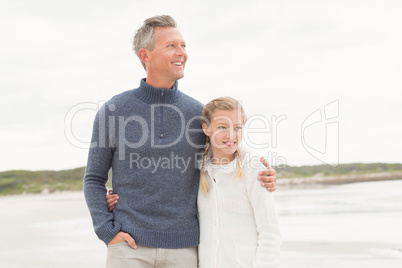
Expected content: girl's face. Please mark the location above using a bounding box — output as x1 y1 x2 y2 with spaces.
202 109 243 161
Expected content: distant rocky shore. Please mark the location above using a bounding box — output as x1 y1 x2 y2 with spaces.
1 164 402 195
278 171 402 189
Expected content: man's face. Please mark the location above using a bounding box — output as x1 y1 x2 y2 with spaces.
146 27 188 86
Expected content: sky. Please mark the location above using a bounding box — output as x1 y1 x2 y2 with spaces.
1 0 401 171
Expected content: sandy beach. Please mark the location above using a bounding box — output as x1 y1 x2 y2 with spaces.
1 180 402 267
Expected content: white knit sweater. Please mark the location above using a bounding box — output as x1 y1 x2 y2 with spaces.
197 151 281 268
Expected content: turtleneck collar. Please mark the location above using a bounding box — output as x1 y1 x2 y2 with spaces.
133 78 181 104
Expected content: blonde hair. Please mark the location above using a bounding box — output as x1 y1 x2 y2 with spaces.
200 97 247 195
133 15 177 69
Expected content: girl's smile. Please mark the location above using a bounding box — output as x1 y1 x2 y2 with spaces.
202 109 243 164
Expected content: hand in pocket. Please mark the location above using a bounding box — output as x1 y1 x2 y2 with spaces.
108 232 137 249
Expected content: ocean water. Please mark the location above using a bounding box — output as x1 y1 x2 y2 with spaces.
276 180 402 267
0 180 401 267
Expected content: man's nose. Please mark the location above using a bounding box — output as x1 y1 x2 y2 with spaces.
175 46 186 56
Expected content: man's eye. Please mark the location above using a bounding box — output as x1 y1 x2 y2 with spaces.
168 44 174 47
235 127 242 130
181 44 186 48
218 126 226 130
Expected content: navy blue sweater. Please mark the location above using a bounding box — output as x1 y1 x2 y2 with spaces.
84 79 205 248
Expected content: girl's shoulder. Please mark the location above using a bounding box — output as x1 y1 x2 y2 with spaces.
238 147 265 179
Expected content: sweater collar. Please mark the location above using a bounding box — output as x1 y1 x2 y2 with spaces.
133 78 181 104
198 150 238 176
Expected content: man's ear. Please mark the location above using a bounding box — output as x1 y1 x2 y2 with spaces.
138 48 151 64
202 123 211 137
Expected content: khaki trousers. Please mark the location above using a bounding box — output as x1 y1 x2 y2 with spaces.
106 242 198 268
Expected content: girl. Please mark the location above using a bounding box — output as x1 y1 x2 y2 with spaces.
197 97 281 268
106 97 281 267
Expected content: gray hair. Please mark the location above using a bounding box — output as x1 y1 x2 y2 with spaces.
133 15 177 69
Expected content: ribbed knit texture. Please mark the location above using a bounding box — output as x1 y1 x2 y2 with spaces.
197 149 282 267
84 79 205 248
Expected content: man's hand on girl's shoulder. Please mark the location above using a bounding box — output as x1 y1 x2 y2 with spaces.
259 157 277 192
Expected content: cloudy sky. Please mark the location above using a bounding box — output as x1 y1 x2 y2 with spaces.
1 0 401 171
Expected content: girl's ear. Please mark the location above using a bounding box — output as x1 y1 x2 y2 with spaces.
202 123 211 137
138 48 151 64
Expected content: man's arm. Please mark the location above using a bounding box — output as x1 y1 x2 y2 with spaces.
106 157 277 204
259 157 277 192
83 104 121 245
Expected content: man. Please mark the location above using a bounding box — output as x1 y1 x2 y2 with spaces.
84 15 277 267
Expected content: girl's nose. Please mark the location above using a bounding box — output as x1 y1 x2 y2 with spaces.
228 129 236 140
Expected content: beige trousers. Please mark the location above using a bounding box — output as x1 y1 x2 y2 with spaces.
106 242 198 268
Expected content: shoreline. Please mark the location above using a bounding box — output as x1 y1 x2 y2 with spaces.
1 172 402 197
1 180 402 267
277 171 402 189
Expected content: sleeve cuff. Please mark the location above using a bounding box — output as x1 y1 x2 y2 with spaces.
95 221 122 245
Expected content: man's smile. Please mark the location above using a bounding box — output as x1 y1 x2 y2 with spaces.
172 61 183 66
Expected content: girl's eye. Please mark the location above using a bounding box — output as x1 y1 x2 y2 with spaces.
218 126 226 130
235 127 242 130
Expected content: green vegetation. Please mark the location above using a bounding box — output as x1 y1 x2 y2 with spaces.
0 163 401 196
0 168 113 196
0 168 85 195
275 163 402 178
